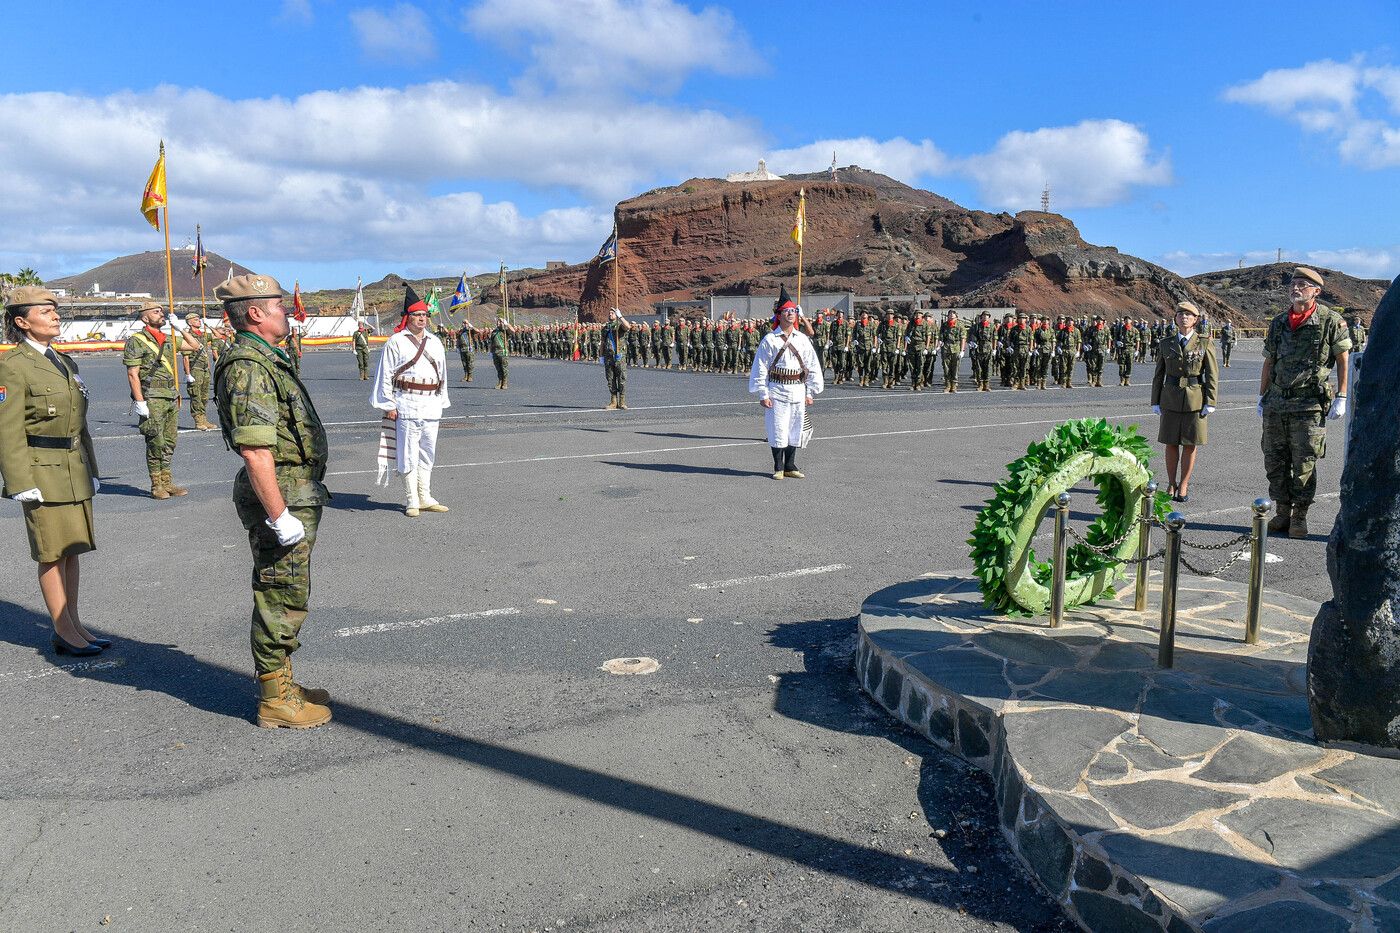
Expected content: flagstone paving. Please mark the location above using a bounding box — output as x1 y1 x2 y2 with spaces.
857 572 1400 932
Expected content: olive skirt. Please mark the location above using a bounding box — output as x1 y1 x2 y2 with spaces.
1158 408 1208 447
23 499 96 563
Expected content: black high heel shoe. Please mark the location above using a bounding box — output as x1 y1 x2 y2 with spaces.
52 637 102 657
82 635 113 648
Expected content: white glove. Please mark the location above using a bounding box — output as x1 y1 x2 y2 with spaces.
185 373 195 385
1151 405 1161 416
12 488 43 503
265 508 306 546
1328 396 1348 421
134 400 150 418
1256 397 1264 418
92 478 101 494
1203 405 1215 416
959 350 965 359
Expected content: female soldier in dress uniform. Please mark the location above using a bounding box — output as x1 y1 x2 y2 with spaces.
1151 301 1219 503
0 287 106 656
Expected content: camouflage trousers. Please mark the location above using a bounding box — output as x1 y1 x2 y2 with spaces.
492 353 508 384
971 352 992 385
1084 351 1104 380
235 497 321 675
1263 409 1328 506
357 349 370 378
1118 354 1133 381
137 396 179 473
604 358 627 395
189 367 211 419
941 349 961 386
457 350 472 380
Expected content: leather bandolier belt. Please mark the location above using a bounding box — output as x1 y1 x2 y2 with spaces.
392 378 443 393
27 435 78 450
768 367 805 384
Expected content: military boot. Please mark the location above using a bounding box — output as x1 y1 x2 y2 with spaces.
257 662 331 729
1289 505 1309 539
161 471 188 496
281 658 330 705
501 379 508 389
1268 502 1291 535
149 470 170 500
194 414 215 431
605 394 618 410
618 392 628 410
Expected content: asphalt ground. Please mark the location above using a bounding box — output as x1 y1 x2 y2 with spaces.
0 345 1340 933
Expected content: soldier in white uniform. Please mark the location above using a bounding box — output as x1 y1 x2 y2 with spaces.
372 286 450 516
749 286 824 479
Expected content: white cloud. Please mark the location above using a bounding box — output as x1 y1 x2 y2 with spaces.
279 0 314 25
350 4 437 62
464 0 758 92
768 137 948 181
956 119 1172 210
1159 247 1400 281
1224 57 1400 169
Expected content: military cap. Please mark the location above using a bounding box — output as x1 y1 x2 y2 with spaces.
1292 267 1325 288
214 273 287 304
185 312 201 321
1175 301 1200 317
134 300 164 316
4 286 58 309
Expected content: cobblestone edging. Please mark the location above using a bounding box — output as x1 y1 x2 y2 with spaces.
857 573 1400 933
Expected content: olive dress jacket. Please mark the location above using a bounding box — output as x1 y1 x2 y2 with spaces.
0 342 99 503
1152 332 1218 413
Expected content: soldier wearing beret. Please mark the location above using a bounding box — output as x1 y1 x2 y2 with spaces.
123 301 187 498
181 312 217 431
213 274 332 729
1258 267 1351 538
489 318 513 389
1152 302 1219 502
0 287 107 657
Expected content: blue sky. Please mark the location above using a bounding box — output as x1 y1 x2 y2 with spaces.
3 0 1397 290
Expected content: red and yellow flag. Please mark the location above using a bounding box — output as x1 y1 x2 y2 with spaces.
790 187 806 247
141 142 168 231
293 281 307 322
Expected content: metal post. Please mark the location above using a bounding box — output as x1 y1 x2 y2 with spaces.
1050 492 1070 628
1158 512 1186 668
1245 498 1272 645
1135 481 1157 611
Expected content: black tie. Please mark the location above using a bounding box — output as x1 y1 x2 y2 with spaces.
44 347 68 378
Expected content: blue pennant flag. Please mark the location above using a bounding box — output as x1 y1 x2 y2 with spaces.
449 272 472 310
596 223 618 264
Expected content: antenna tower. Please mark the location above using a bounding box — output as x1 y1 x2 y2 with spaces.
830 151 838 181
1041 183 1051 213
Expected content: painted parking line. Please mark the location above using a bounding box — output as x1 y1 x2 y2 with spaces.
691 563 849 591
333 606 520 637
0 657 126 682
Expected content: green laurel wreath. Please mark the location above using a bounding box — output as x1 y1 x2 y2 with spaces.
968 418 1170 615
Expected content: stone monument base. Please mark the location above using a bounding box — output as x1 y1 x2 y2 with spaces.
858 572 1400 932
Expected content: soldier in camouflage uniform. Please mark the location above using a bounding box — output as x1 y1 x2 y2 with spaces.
1054 316 1082 388
455 323 475 381
829 311 852 384
997 313 1016 387
1345 311 1367 359
182 312 218 430
1082 315 1109 387
123 301 187 499
968 311 995 392
1008 311 1032 390
353 325 371 380
904 310 934 390
1259 267 1351 538
1218 320 1236 368
1117 318 1141 386
877 308 903 389
490 319 513 388
938 310 967 392
853 311 875 386
213 274 332 730
1029 315 1051 389
286 323 303 376
600 308 631 409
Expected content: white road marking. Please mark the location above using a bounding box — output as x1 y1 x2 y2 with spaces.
333 606 520 637
1265 553 1284 563
325 405 1258 477
691 563 849 590
0 658 126 682
1187 492 1339 520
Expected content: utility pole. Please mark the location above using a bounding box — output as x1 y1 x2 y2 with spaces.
1277 248 1282 263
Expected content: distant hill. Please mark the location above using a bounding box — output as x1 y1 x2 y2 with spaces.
1189 263 1387 324
49 249 254 300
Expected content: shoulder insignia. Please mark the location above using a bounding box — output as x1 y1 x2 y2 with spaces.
0 385 6 403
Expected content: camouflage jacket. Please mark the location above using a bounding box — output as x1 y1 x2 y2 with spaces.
182 328 216 372
214 331 329 510
969 321 996 355
1263 304 1352 414
939 320 967 351
122 328 181 399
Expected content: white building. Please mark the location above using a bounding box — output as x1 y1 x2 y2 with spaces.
725 159 784 183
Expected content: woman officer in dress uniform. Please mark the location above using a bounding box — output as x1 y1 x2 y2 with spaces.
0 287 106 657
1151 301 1219 503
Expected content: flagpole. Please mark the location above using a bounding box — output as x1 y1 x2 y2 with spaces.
161 200 182 409
197 225 207 320
796 188 805 309
613 227 620 313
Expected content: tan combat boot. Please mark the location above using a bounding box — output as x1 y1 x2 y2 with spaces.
605 394 618 410
1267 502 1291 535
161 471 188 496
257 662 331 729
501 378 508 389
149 470 170 499
284 659 330 705
1289 505 1309 539
194 414 215 431
617 392 628 410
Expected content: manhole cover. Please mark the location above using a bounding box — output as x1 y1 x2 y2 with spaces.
601 657 660 676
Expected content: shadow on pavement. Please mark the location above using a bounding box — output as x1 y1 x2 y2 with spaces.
96 478 154 499
325 492 405 513
599 460 765 479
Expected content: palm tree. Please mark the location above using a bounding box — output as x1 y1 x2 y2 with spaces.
16 267 41 286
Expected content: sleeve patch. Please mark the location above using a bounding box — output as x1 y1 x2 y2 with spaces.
0 385 6 403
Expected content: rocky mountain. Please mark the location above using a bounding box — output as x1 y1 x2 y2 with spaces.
508 166 1242 324
48 249 254 300
1189 263 1386 324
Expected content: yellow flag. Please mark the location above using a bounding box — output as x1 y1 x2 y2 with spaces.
141 142 167 231
790 187 806 247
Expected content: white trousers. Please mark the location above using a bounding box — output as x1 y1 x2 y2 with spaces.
765 399 805 448
396 417 439 474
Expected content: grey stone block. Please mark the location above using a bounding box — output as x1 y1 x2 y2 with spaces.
1004 708 1130 791
928 705 954 744
975 630 1080 668
1139 685 1227 758
906 648 1013 703
1088 751 1131 781
1091 780 1245 831
1314 756 1400 815
880 664 904 711
1201 900 1351 933
1069 890 1164 933
1031 669 1147 713
957 708 990 759
1016 809 1075 898
1219 797 1400 879
1192 732 1325 785
1098 828 1281 915
1041 790 1119 834
1119 739 1187 772
905 685 929 728
1073 853 1113 892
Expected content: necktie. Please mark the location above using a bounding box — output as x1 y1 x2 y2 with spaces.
44 347 68 378
1180 336 1188 351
